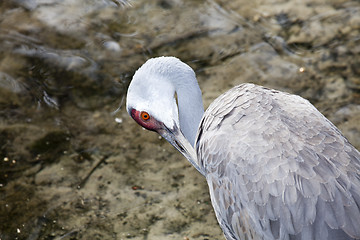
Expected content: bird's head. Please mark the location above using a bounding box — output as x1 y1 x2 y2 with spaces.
126 57 198 169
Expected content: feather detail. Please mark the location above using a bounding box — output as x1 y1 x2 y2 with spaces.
197 83 360 240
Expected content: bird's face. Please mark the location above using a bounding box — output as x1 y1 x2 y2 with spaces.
128 107 196 163
125 56 199 173
126 57 186 155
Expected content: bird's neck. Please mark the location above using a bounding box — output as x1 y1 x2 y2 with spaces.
173 78 204 147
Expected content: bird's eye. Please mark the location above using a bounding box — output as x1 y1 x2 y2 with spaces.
140 111 150 121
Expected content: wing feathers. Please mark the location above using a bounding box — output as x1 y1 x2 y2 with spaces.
197 83 360 240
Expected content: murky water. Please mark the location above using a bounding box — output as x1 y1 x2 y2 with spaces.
0 0 359 239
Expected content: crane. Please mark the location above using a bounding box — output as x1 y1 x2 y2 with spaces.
126 56 360 240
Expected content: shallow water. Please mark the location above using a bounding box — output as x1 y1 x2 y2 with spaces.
0 0 359 239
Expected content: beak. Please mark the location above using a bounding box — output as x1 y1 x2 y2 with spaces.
157 124 204 175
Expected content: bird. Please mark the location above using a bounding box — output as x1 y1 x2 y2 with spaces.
126 56 360 240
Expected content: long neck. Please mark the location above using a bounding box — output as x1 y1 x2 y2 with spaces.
172 76 204 147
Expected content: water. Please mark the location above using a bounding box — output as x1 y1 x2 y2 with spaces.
0 0 359 239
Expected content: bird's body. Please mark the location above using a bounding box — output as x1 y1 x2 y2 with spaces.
198 84 360 239
126 56 360 240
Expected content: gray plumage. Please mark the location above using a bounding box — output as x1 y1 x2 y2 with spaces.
197 83 360 240
126 57 360 240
